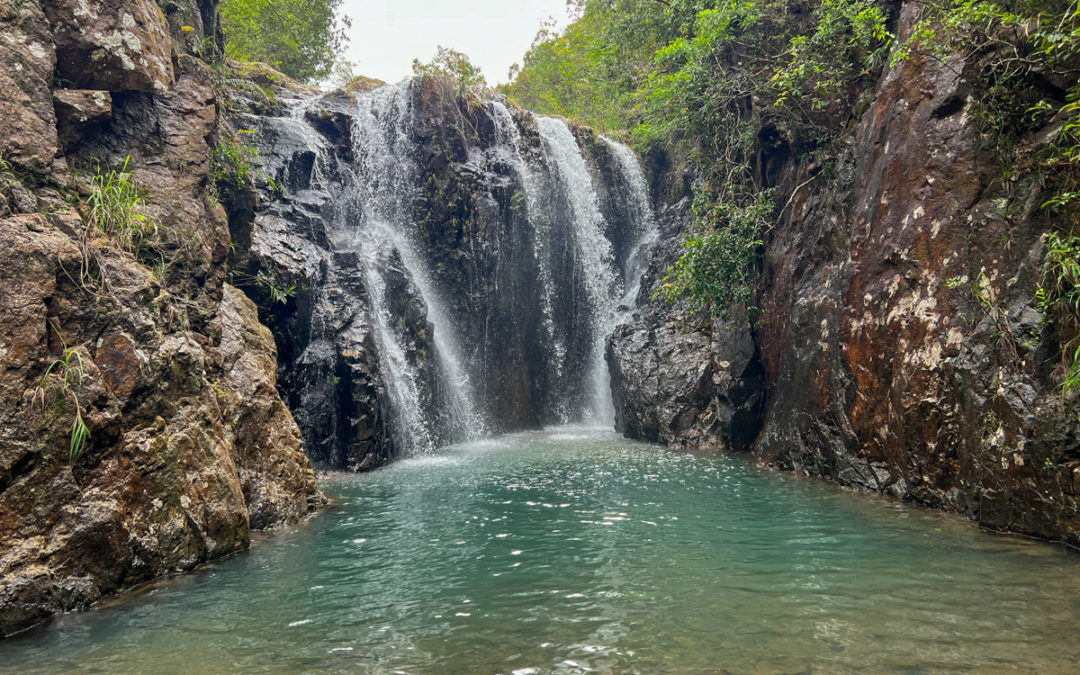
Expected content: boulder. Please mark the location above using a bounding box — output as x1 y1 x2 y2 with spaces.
45 0 175 93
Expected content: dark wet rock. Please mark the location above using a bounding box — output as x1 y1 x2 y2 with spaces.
608 200 765 449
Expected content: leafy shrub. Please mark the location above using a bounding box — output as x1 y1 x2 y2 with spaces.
88 156 156 252
412 46 487 96
211 132 260 191
656 189 774 318
1042 230 1080 394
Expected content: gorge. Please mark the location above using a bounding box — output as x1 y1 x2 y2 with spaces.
1 0 1080 669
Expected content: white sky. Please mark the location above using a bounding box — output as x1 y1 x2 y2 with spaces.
340 0 574 85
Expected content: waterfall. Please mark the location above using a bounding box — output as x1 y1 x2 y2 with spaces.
247 81 661 465
355 239 437 454
535 117 620 426
602 137 660 318
368 219 487 439
487 102 569 419
348 83 486 452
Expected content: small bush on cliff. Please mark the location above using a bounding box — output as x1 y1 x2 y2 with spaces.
211 132 260 191
1042 230 1080 394
88 156 157 253
656 189 773 318
220 0 351 83
33 325 90 463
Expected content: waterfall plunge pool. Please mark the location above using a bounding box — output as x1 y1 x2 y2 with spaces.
3 427 1079 672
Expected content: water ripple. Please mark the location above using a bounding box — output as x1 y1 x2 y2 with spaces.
3 428 1080 673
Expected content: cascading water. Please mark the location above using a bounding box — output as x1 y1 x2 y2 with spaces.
487 102 569 418
353 234 437 454
603 137 660 318
348 83 487 451
242 79 660 466
535 117 621 426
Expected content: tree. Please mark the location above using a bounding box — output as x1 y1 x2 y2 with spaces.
412 46 487 93
220 0 351 83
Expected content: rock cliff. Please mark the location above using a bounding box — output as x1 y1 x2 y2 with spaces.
0 0 320 636
608 1 1080 545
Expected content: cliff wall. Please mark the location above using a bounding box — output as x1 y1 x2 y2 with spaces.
0 0 321 636
609 1 1080 544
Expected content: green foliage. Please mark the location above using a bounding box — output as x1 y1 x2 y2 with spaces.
257 271 296 305
412 46 488 95
88 156 157 252
33 325 90 463
1042 230 1080 394
772 0 892 110
220 0 350 83
502 0 680 132
656 189 774 318
211 132 260 191
0 153 15 191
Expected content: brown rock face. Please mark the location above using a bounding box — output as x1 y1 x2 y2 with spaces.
0 0 321 637
753 4 1080 544
0 0 59 172
215 286 321 529
45 0 175 93
612 1 1079 543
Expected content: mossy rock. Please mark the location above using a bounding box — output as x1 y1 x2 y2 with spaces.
343 75 386 94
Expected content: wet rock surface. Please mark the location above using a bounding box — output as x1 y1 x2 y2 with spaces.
0 0 320 637
226 78 656 470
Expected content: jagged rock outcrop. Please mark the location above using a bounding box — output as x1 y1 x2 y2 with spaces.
0 0 321 637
